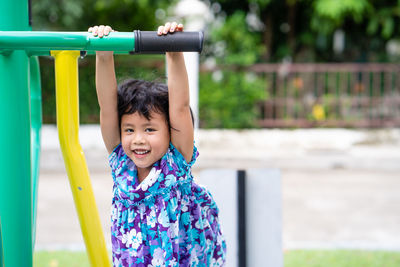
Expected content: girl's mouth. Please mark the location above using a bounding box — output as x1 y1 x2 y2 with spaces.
133 149 150 156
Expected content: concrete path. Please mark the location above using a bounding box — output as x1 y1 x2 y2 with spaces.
35 126 400 251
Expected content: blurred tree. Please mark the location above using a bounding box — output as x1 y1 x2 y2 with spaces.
203 0 400 62
199 70 267 128
204 11 265 66
32 0 175 31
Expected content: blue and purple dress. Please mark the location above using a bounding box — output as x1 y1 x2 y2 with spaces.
109 142 226 266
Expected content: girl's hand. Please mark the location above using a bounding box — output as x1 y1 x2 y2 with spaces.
159 22 184 57
157 22 184 35
88 25 114 38
88 25 115 57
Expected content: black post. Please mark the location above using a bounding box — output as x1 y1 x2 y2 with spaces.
237 170 247 267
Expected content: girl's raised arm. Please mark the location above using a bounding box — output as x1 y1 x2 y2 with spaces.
89 25 121 154
159 22 194 163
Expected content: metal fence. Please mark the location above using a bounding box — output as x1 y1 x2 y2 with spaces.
251 63 400 128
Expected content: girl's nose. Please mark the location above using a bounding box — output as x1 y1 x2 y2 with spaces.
133 132 145 144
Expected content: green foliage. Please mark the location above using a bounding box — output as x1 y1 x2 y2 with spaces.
253 0 273 9
310 0 377 38
199 71 267 128
367 6 400 39
314 0 370 24
208 11 265 66
206 0 400 62
310 0 372 35
32 0 84 30
32 0 174 31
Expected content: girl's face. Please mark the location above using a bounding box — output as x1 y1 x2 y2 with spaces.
120 111 170 181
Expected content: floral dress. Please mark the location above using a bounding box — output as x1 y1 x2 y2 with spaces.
109 142 226 266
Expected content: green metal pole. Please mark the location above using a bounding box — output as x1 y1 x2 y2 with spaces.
30 55 42 250
0 0 32 267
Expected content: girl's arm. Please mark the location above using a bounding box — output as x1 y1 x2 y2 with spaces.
159 22 194 163
89 25 120 154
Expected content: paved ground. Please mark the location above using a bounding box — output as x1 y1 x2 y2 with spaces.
35 126 400 251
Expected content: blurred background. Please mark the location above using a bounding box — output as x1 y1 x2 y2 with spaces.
32 0 400 266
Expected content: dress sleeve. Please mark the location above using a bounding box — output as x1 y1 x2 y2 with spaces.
169 142 199 170
108 143 126 175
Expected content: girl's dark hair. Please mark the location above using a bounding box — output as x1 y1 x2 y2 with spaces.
117 78 195 130
118 79 170 127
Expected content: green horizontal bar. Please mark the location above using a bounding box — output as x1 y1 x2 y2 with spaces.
0 31 135 52
25 50 131 56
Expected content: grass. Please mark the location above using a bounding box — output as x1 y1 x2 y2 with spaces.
33 250 400 267
285 250 400 267
34 251 92 267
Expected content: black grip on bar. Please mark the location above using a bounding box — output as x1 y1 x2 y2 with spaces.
134 30 203 54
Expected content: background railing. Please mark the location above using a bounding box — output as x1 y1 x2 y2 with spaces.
251 63 400 128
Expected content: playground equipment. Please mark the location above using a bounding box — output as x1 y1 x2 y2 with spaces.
198 169 283 267
0 1 203 266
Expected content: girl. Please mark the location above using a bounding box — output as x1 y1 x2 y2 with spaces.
88 23 226 266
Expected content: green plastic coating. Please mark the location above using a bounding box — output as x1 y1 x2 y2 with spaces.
30 55 42 250
0 31 135 51
0 0 33 266
0 51 32 267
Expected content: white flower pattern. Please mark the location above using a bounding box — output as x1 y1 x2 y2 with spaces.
139 168 160 191
121 228 142 250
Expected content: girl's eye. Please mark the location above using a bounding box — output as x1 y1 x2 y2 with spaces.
125 128 134 133
145 128 155 133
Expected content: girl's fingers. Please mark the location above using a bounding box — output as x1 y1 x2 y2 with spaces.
91 26 99 36
157 26 164 35
88 25 113 37
163 22 171 34
170 22 177 32
158 22 184 35
177 23 184 31
104 25 112 36
98 25 105 37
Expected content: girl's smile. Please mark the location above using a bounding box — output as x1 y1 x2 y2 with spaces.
133 149 150 156
121 111 170 181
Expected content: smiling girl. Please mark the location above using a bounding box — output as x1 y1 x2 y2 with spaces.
89 22 226 266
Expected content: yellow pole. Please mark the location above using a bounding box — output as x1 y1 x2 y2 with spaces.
51 50 111 267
